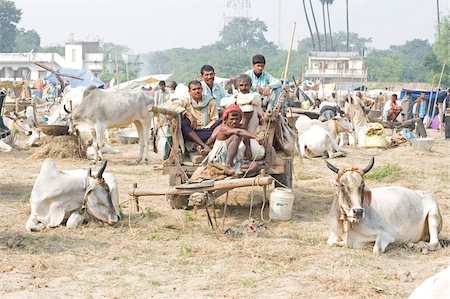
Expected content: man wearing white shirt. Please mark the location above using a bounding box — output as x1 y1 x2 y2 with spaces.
154 81 169 106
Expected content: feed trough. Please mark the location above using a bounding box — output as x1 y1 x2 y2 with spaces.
40 124 69 136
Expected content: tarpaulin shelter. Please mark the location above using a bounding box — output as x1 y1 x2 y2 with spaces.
45 67 104 88
400 89 447 117
115 74 172 90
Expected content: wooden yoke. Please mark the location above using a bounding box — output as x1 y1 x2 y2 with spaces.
148 105 182 166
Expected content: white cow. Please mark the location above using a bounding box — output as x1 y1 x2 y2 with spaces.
297 116 352 158
1 113 33 152
70 86 154 163
63 169 119 215
26 159 119 231
408 266 450 299
325 157 443 254
48 86 86 125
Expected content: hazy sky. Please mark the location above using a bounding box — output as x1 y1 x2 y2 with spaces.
13 0 450 53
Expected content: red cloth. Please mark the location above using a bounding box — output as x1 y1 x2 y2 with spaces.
222 104 243 120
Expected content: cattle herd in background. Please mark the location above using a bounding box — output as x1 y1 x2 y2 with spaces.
0 80 449 297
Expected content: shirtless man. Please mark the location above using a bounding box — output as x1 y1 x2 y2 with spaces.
206 104 263 171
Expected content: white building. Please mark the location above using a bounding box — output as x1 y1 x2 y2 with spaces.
304 51 366 84
0 41 104 82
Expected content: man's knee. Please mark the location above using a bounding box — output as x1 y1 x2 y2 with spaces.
227 134 241 143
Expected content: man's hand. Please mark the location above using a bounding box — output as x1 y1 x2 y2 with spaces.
256 85 264 95
263 86 271 97
256 136 265 145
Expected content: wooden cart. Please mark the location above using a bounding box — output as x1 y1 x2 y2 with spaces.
128 89 296 210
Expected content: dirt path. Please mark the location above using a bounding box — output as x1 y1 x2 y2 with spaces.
0 131 449 298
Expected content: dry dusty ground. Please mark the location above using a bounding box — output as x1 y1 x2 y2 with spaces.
0 130 449 298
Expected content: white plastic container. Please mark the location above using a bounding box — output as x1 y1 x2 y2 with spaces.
269 187 295 221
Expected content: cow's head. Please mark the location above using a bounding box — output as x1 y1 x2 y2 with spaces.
84 161 119 225
326 157 374 222
333 115 353 133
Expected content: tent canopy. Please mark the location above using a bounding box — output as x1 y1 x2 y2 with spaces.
45 67 104 88
115 74 172 90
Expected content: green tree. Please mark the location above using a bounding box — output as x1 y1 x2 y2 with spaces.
217 17 277 52
297 32 372 54
13 28 40 52
309 0 321 51
0 0 22 52
39 45 64 56
366 51 402 82
99 42 139 83
431 15 449 85
302 0 316 50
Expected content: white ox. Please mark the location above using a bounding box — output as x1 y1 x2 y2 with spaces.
408 266 450 299
48 86 86 125
26 159 119 231
71 86 154 163
325 158 443 254
296 115 352 158
1 113 33 152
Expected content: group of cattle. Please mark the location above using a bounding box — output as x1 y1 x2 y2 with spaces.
1 85 447 296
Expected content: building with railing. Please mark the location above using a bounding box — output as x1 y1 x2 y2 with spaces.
0 42 104 82
304 51 366 84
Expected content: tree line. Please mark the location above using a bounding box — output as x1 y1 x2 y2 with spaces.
0 0 448 86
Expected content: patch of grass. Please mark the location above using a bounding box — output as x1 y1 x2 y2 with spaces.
296 172 317 180
365 163 400 181
142 207 158 219
181 210 193 223
438 172 449 182
405 170 426 179
178 243 192 257
19 192 31 204
243 278 256 288
150 279 161 287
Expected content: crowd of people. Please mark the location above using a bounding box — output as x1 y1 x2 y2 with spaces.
153 54 281 175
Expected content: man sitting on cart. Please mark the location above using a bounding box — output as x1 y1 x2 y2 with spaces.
205 104 264 174
167 80 221 155
220 74 265 162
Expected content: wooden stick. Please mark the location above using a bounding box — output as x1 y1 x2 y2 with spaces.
129 176 274 197
429 59 447 126
282 22 297 84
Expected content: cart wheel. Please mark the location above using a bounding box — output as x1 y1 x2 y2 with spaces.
168 174 189 209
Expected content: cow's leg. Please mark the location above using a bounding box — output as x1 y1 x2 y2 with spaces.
426 211 442 251
25 214 45 232
327 141 346 158
135 121 149 164
66 210 88 228
327 231 345 247
373 232 395 254
95 124 106 164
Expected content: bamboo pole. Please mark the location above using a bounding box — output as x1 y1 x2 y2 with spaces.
428 59 447 127
425 75 436 124
282 22 296 84
128 176 274 197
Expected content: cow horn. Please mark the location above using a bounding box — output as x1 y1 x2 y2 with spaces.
87 168 92 177
361 157 375 174
63 104 71 115
96 160 107 179
325 160 339 174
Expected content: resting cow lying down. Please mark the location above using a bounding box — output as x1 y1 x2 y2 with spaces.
26 159 119 232
325 157 443 254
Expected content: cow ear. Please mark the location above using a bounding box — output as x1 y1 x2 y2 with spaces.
363 187 372 206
